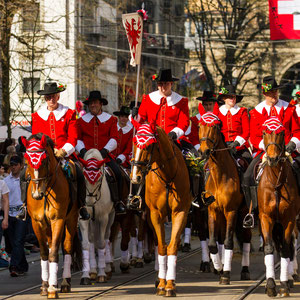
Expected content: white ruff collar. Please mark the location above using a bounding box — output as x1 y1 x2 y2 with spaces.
81 112 112 123
255 99 288 114
37 103 69 121
219 104 240 116
117 120 133 134
149 90 182 106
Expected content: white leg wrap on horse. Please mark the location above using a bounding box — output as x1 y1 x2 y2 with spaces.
82 250 90 273
89 243 97 270
280 257 290 282
105 240 112 263
166 255 177 281
41 260 49 282
62 254 72 278
200 240 210 262
97 249 106 269
218 244 225 265
131 237 138 257
121 250 129 264
184 228 191 244
242 243 250 267
158 255 167 279
264 254 275 279
137 241 143 259
210 253 222 271
48 262 58 286
155 246 159 271
223 249 233 272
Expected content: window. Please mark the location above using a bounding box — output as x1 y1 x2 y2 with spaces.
23 78 40 94
22 2 40 32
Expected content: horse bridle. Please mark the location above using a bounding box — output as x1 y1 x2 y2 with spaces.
85 167 105 205
264 132 285 164
28 149 51 184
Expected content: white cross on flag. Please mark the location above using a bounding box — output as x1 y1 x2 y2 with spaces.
269 0 300 40
122 13 143 66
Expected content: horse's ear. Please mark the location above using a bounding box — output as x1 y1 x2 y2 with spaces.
40 135 47 148
21 136 28 149
198 103 206 116
77 156 88 168
212 102 219 115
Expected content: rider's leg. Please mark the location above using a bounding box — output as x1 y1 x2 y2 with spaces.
242 153 263 228
106 159 126 214
75 163 90 220
292 155 300 195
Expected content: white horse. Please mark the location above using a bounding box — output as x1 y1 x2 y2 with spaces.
78 149 115 284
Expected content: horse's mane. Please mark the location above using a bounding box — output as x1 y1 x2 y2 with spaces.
28 133 55 150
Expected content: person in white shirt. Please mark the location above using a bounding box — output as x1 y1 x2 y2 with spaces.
0 178 9 245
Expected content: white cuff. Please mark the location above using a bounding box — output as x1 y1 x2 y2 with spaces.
171 127 184 139
290 137 300 148
129 114 141 123
62 143 75 157
185 126 191 135
194 144 200 151
104 138 117 152
75 140 85 153
117 154 126 163
234 136 246 147
258 139 265 151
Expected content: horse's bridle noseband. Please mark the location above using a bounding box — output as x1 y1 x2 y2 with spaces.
264 132 285 164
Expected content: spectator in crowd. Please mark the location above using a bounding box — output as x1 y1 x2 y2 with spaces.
0 175 9 244
4 155 28 276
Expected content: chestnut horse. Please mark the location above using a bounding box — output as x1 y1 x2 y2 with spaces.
22 134 80 298
198 104 252 284
130 123 191 297
258 117 300 297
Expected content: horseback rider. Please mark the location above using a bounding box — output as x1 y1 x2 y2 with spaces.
112 106 133 169
217 85 252 163
17 81 90 220
243 76 300 228
76 91 126 214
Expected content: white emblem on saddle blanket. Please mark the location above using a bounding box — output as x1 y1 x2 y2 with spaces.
24 140 46 169
133 124 157 149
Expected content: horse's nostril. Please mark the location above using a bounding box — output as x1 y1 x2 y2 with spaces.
136 175 142 182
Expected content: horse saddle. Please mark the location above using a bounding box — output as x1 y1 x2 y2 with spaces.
254 159 266 184
119 165 131 182
61 159 77 207
104 166 117 183
236 157 249 173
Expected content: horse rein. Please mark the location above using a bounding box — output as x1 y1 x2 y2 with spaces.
85 167 105 206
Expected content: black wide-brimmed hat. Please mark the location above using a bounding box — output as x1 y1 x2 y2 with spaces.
113 106 131 116
152 68 179 82
83 90 108 106
218 84 243 103
196 91 217 102
130 101 141 109
260 76 285 93
37 82 66 95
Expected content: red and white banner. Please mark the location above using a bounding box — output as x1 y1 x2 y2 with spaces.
122 12 143 66
269 0 300 40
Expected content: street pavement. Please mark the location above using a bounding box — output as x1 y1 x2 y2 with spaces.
0 226 300 299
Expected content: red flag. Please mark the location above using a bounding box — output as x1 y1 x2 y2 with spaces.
269 0 300 40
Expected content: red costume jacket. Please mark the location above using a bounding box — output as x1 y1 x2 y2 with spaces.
76 112 118 153
113 121 133 167
133 91 189 138
218 105 250 150
184 114 201 150
250 99 300 154
31 104 77 156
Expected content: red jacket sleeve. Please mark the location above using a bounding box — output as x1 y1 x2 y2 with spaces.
66 110 78 147
291 108 300 142
249 109 263 152
177 97 190 133
137 94 148 123
31 113 38 135
239 108 250 142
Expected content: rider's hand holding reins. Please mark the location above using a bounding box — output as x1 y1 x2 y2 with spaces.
100 148 109 158
116 158 122 164
168 131 177 141
286 141 296 154
79 148 87 158
54 148 67 158
228 141 240 154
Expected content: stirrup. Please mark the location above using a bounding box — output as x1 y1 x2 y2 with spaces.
127 194 142 211
243 213 254 229
16 205 27 221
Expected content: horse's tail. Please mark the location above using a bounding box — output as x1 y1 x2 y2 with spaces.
72 231 82 271
272 222 283 253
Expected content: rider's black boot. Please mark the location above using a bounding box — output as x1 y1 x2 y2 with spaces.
79 207 90 220
241 185 256 228
115 201 126 214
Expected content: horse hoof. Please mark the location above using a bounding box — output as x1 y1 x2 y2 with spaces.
80 277 91 285
200 261 211 273
40 288 48 296
110 262 116 273
130 257 137 266
156 287 166 296
90 272 97 281
106 271 112 280
97 275 107 283
292 274 299 282
279 288 290 297
241 266 250 280
265 278 277 297
60 285 71 293
219 271 230 285
165 289 176 297
120 262 130 273
135 259 144 268
155 278 160 288
47 289 58 299
143 253 152 264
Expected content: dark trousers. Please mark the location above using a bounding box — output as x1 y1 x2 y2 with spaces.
106 159 123 198
75 162 86 207
236 148 253 165
7 216 28 272
243 152 264 186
